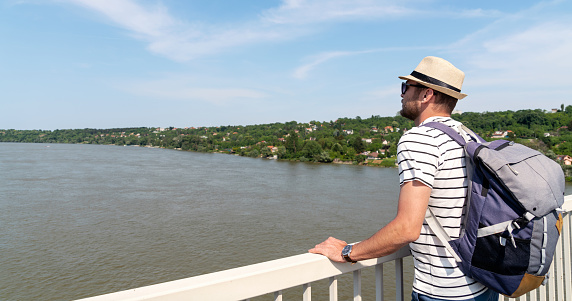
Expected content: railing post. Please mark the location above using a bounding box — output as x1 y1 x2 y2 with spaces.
329 277 338 301
539 274 547 301
353 270 362 301
563 211 571 301
556 224 564 301
375 264 384 301
530 289 538 301
395 258 404 301
303 283 311 301
548 251 556 300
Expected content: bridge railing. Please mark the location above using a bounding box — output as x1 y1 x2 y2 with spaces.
78 196 572 301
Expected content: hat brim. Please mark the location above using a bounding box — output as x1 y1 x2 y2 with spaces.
399 75 467 100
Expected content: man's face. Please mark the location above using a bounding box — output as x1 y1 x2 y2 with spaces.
399 81 423 121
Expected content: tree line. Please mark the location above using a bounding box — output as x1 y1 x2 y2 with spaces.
3 107 572 175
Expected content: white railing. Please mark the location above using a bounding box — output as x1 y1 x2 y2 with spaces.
509 195 572 301
78 197 572 301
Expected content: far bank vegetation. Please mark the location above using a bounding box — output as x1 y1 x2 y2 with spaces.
3 107 572 179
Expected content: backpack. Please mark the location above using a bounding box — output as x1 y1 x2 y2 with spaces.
423 122 565 298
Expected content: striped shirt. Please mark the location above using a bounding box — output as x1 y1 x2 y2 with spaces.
397 116 487 300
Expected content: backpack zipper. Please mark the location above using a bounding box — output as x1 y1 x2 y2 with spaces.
507 164 519 175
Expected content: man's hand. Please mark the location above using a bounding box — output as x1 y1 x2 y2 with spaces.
308 237 348 263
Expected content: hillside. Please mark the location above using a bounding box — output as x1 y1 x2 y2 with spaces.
3 107 572 178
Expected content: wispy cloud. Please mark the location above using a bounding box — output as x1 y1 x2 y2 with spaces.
293 46 438 79
260 0 502 24
440 3 572 112
53 0 502 62
479 21 572 71
55 1 570 105
60 0 197 60
59 0 292 61
260 0 413 24
63 0 179 37
149 87 268 105
456 8 502 18
122 76 268 105
453 17 572 88
293 51 366 79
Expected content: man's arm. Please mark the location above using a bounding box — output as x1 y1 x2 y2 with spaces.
308 180 431 262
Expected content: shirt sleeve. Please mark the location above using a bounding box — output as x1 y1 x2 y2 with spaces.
396 130 440 188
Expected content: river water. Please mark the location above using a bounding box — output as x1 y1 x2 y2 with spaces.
1 143 569 300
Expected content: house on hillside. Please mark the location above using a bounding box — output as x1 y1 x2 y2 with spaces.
367 152 379 160
491 131 508 139
556 155 572 165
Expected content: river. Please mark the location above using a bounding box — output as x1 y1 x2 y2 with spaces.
1 143 570 300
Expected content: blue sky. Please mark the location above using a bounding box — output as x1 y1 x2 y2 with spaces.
1 0 571 130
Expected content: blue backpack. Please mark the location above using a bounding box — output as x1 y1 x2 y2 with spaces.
423 122 565 298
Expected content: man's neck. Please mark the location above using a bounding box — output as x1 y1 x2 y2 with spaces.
414 113 451 126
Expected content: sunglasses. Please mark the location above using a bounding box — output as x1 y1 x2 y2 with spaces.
401 82 426 94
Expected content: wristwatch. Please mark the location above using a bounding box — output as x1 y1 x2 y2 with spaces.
341 244 357 263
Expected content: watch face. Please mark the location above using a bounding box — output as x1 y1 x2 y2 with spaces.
342 244 352 255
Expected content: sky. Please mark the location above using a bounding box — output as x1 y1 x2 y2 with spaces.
1 0 571 130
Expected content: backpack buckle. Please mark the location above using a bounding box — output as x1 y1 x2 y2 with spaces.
512 216 529 229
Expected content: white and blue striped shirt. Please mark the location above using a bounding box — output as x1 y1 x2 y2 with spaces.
397 116 487 300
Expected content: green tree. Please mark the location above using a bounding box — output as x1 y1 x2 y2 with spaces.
276 146 287 159
302 140 323 159
285 131 299 155
331 143 343 153
387 143 397 157
315 151 333 163
350 136 366 153
247 148 260 158
260 146 272 157
343 146 356 160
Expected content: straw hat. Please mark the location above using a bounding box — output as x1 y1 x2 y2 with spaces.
399 56 467 100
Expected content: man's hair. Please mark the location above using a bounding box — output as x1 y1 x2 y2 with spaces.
432 90 458 114
413 85 458 114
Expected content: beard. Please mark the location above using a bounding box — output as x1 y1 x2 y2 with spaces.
400 99 421 121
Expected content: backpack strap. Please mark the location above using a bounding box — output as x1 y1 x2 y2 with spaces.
425 208 462 262
423 122 467 145
423 121 486 145
421 121 484 263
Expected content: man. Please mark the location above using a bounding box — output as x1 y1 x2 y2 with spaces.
309 56 498 301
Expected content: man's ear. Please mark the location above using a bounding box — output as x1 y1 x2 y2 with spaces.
421 89 435 103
